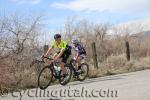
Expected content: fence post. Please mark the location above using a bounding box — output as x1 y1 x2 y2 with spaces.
91 42 98 69
43 45 49 54
125 41 130 61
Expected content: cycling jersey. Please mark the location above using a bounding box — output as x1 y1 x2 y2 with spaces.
52 40 67 50
74 44 86 55
52 40 72 63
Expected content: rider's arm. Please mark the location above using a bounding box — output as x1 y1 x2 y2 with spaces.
44 46 54 57
56 48 65 59
56 41 67 59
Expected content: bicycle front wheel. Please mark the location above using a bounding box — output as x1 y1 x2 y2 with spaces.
38 66 53 89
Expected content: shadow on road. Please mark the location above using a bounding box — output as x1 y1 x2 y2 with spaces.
68 74 130 86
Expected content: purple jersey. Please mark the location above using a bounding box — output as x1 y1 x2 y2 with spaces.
74 44 86 55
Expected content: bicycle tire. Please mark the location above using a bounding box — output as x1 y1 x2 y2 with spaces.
38 66 53 89
59 64 72 85
77 63 89 81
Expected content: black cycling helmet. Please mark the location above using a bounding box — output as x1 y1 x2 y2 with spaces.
54 34 61 39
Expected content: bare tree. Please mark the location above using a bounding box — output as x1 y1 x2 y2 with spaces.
63 16 78 40
94 23 111 42
0 14 42 59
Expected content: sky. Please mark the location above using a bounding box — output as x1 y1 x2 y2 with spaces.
0 0 150 33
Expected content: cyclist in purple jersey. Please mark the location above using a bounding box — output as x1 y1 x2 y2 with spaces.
72 39 86 70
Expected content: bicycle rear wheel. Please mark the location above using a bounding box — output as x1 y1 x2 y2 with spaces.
38 66 53 89
77 63 89 81
59 64 72 85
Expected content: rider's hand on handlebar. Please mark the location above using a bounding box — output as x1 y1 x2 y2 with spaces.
41 55 44 58
53 57 58 61
41 55 47 61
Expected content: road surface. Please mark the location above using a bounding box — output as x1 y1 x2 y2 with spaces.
1 69 150 100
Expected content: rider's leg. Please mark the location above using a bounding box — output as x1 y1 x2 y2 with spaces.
61 54 70 76
60 62 67 74
77 54 86 70
53 53 67 75
76 56 81 70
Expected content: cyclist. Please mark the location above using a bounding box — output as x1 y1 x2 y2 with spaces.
71 39 86 72
43 33 71 77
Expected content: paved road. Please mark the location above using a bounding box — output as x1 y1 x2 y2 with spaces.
1 69 150 100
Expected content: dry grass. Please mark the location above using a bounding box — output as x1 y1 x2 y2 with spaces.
88 55 150 79
1 53 150 92
106 54 127 68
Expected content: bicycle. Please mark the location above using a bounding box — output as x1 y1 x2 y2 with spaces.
30 58 45 75
70 58 89 81
37 56 72 89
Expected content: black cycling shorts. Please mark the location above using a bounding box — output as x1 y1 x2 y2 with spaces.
57 47 71 63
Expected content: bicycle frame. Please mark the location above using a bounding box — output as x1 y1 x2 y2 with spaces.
70 59 78 73
42 56 62 78
70 58 87 74
51 62 62 79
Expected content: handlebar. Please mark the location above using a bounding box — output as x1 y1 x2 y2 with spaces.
42 56 53 61
42 56 60 64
